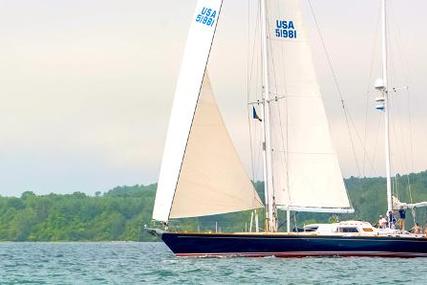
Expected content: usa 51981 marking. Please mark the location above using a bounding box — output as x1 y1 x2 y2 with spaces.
196 7 217 27
275 20 297 39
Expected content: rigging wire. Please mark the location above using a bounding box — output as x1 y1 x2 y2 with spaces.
371 114 383 180
388 97 403 198
389 2 416 203
388 36 408 184
362 4 382 177
246 0 263 183
365 2 386 177
390 3 416 204
307 0 361 177
307 0 387 179
246 0 256 183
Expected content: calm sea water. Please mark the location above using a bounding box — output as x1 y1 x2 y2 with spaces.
0 242 426 284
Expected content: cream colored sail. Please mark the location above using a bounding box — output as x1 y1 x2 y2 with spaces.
153 0 225 222
153 0 263 222
170 75 263 219
266 0 353 212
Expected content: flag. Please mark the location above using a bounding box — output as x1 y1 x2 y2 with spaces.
252 106 262 122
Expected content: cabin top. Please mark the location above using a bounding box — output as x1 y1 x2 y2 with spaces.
304 221 376 234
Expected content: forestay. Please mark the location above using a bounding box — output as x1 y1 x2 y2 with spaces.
266 0 353 213
153 0 263 222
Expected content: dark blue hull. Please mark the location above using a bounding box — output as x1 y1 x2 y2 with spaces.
159 232 427 257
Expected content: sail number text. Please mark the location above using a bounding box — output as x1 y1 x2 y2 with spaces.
196 7 217 27
275 20 297 39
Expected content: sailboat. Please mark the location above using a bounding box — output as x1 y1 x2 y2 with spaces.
147 0 427 257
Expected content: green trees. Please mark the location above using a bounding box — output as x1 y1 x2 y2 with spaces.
0 171 426 241
0 184 157 241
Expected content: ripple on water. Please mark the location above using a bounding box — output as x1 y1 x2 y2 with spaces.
0 243 427 284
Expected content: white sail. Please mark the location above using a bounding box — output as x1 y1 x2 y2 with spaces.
153 0 224 222
266 0 353 213
153 0 262 222
169 75 263 219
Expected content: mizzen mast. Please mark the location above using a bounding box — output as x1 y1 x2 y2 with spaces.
375 0 392 213
382 0 393 214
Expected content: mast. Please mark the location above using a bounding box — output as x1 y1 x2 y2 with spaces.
375 0 392 213
382 0 393 213
260 0 277 232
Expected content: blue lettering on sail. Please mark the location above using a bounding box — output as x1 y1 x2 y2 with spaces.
275 20 297 39
195 7 217 27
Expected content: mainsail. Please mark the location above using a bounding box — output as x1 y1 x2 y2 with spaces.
265 0 353 213
153 0 262 223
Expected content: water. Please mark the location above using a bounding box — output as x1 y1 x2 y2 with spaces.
0 242 426 284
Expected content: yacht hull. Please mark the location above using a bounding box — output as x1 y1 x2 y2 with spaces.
156 231 427 258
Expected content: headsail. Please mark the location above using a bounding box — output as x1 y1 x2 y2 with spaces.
170 75 263 219
153 0 224 222
266 0 353 213
153 0 262 222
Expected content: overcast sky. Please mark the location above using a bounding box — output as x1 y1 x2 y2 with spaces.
1 0 426 196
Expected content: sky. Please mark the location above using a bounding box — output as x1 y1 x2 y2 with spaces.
0 0 426 196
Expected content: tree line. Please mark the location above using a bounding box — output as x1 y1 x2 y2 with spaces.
1 171 427 241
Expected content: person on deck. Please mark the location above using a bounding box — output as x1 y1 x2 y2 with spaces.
411 223 422 234
398 207 406 231
378 215 387 229
388 211 397 229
